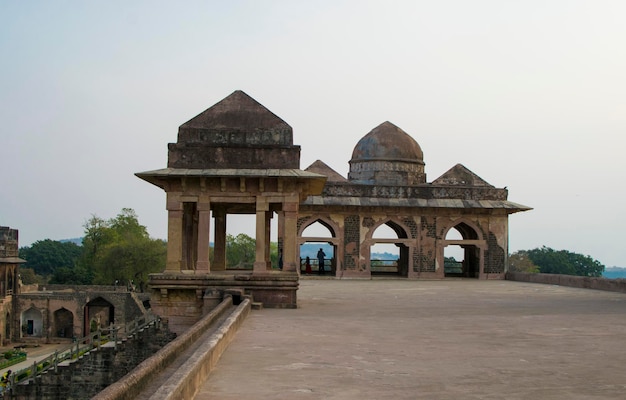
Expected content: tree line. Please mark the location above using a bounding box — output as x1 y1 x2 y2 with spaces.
18 210 279 287
508 246 605 277
19 208 166 288
18 209 605 286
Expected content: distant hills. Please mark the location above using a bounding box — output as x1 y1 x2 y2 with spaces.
59 237 83 246
602 267 626 279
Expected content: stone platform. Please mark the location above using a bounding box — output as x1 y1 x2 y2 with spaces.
149 271 298 333
196 279 626 400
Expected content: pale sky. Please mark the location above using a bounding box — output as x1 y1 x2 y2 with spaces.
1 1 625 267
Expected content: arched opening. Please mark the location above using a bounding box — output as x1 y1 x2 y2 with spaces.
21 307 43 337
85 297 114 334
299 220 336 275
444 222 481 278
370 221 409 277
54 308 74 338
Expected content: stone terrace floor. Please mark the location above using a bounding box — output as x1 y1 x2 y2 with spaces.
196 279 626 400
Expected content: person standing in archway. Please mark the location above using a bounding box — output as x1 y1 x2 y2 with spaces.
317 248 326 275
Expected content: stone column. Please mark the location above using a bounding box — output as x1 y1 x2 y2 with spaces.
213 207 227 271
282 200 299 272
196 196 211 273
165 193 183 272
277 210 285 260
265 211 272 268
253 197 269 273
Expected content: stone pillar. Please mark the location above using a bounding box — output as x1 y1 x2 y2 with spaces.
253 198 269 273
182 202 198 270
213 207 227 271
166 193 183 272
196 196 211 273
265 211 272 268
277 210 285 259
282 200 299 272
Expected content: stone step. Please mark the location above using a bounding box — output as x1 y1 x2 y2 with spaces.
251 302 263 310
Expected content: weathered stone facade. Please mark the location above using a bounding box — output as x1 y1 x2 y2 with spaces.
137 90 326 328
0 226 24 345
136 90 530 327
299 124 531 279
14 286 150 343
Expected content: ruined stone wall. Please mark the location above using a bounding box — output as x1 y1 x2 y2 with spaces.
13 292 148 342
0 226 19 258
1 299 12 345
10 324 175 400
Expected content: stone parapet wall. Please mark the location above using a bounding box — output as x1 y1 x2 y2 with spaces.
150 298 251 400
322 182 507 200
506 272 626 293
94 296 249 400
39 284 121 292
167 144 300 169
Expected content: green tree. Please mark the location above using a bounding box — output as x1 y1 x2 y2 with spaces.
89 209 166 285
508 251 539 273
18 239 82 276
49 265 93 285
94 237 166 286
18 268 43 285
526 246 604 277
226 233 256 269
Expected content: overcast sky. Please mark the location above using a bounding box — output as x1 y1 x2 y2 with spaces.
1 1 625 267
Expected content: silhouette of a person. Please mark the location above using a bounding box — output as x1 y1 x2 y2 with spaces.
317 248 326 274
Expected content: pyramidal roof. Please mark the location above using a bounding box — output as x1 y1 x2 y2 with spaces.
180 90 292 133
432 164 493 187
305 160 348 183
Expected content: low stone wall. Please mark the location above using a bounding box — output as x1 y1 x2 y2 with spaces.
506 272 626 293
93 295 250 400
150 297 251 400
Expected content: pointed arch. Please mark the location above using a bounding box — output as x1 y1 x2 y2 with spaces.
53 307 75 338
297 215 341 276
298 216 338 238
85 297 114 334
366 218 410 240
440 218 487 278
365 219 413 277
442 218 484 241
21 307 43 337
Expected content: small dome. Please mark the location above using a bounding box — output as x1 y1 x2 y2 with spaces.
350 121 423 163
348 122 426 185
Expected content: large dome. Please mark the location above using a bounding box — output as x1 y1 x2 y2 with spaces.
350 121 423 163
348 121 426 185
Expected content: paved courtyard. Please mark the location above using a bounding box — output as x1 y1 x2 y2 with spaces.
197 279 626 400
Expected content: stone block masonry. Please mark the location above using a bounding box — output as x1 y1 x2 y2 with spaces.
8 324 176 400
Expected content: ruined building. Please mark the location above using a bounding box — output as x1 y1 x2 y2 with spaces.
137 90 530 328
0 226 23 344
300 121 531 279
